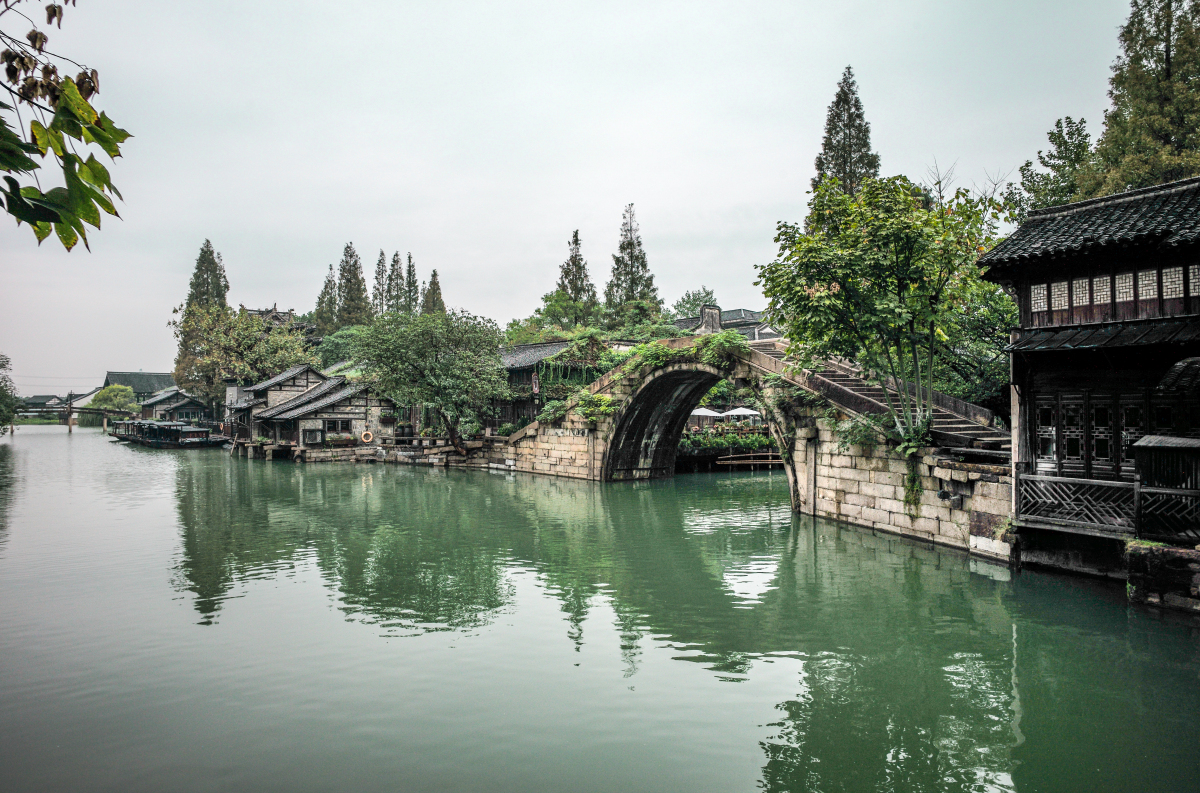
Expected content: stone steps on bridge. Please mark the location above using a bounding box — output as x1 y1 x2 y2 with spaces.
746 341 1010 453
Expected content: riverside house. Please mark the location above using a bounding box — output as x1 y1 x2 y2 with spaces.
225 364 397 460
982 176 1200 572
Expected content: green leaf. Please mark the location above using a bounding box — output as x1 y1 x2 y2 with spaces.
49 104 84 140
81 154 111 188
54 220 79 251
32 220 52 242
29 119 51 154
97 112 131 145
57 79 99 125
81 123 120 159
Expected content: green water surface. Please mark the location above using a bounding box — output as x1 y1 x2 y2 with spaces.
0 427 1197 792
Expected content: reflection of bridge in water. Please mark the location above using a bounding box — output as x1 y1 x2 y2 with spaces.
166 455 1197 791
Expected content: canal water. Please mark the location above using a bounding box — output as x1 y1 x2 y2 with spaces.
1 427 1198 792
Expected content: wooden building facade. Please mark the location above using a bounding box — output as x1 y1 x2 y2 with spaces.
983 177 1200 545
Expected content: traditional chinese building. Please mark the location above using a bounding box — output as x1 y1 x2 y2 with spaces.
982 177 1200 562
140 388 212 422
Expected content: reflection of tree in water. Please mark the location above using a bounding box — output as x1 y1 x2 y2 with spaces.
173 458 1029 788
0 444 13 547
757 521 1018 793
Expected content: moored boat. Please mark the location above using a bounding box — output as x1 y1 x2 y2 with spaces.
111 420 227 449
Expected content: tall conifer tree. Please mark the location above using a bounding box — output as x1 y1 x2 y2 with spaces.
371 250 389 316
403 253 420 314
1081 0 1200 196
336 242 373 327
421 269 446 314
174 240 231 393
812 66 880 195
313 265 339 336
185 239 230 310
386 252 405 313
557 230 597 304
604 204 659 311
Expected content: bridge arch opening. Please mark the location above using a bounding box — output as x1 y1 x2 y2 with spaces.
603 363 727 481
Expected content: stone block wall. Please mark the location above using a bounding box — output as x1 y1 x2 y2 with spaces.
490 415 608 480
792 418 1015 561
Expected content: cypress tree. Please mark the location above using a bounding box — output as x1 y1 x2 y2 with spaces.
557 229 598 305
421 269 446 314
336 242 373 327
812 66 881 195
175 239 230 399
386 252 405 313
313 265 339 336
185 239 229 310
403 253 420 314
604 204 660 310
371 249 389 317
1081 0 1200 196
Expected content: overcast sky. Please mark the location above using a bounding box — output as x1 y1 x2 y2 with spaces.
3 0 1130 395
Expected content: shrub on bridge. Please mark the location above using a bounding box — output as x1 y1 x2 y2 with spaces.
693 330 750 368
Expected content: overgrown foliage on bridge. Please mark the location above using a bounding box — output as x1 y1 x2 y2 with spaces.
758 175 1010 447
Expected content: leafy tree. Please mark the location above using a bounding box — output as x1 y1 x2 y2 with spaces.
812 66 880 196
355 309 510 455
170 306 317 407
90 384 137 413
670 286 717 319
312 264 339 336
403 253 419 314
604 204 660 316
758 176 1005 443
1080 0 1200 196
0 351 17 427
931 276 1018 420
1 1 130 250
1004 117 1095 220
421 268 446 314
336 243 372 327
385 251 405 313
315 324 367 368
370 249 389 317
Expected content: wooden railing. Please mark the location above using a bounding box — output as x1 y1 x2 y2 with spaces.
1016 470 1200 543
1015 471 1138 536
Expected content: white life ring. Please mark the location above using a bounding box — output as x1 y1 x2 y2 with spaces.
360 430 374 443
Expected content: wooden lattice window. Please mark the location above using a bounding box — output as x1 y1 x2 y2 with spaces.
1191 265 1200 295
1116 273 1134 302
1031 283 1048 312
1138 269 1158 299
1051 281 1069 310
1163 266 1184 298
1093 275 1111 304
1072 278 1090 306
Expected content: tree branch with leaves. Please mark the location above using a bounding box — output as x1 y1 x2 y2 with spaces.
1 0 130 250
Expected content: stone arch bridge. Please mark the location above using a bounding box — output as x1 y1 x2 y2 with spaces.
482 337 1010 517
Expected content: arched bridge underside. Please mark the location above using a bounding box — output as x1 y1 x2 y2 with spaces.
500 352 768 485
604 364 724 480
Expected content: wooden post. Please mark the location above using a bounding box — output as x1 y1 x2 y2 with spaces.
102 415 108 432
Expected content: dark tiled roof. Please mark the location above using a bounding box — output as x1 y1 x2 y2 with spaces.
500 341 572 369
1006 317 1200 352
246 364 322 392
720 308 762 324
104 371 176 394
1157 357 1200 393
674 309 763 330
980 177 1200 270
257 377 346 419
21 394 61 406
228 397 265 411
273 383 383 420
140 387 181 406
1132 434 1200 449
